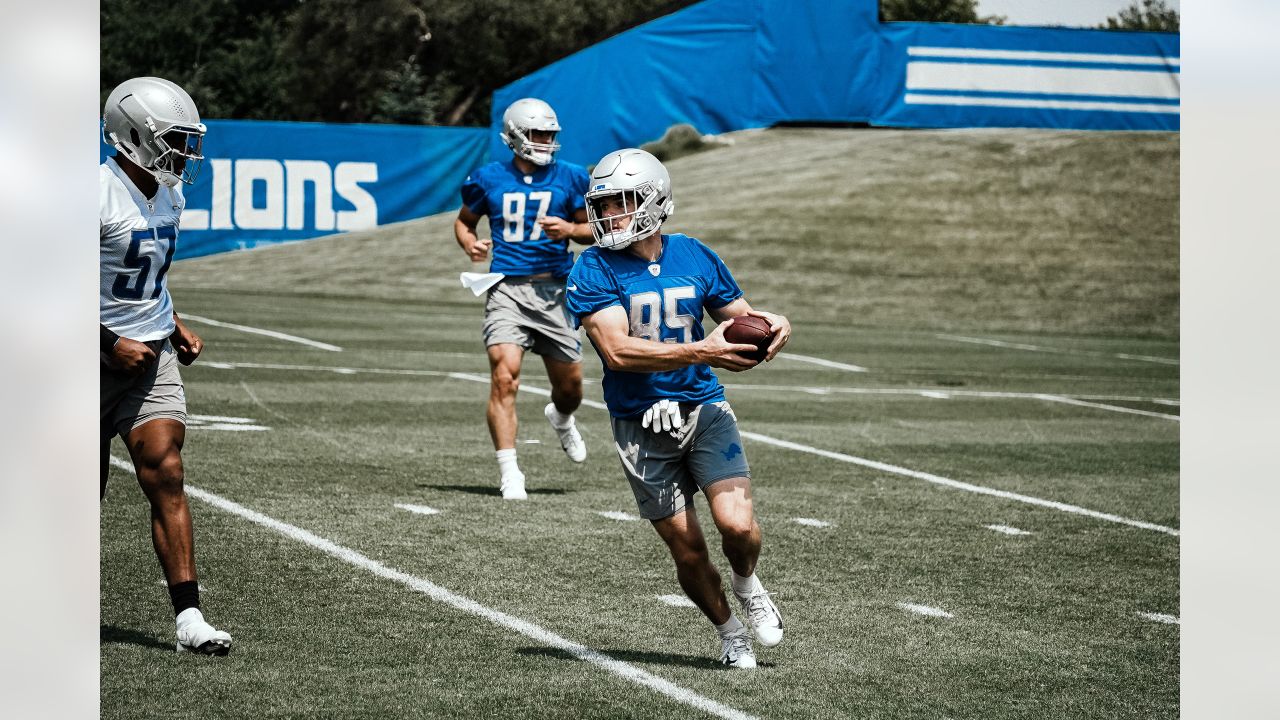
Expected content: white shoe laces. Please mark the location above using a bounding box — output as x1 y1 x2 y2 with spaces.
742 590 779 627
721 628 752 662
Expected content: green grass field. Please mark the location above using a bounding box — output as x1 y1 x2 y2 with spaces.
101 128 1178 719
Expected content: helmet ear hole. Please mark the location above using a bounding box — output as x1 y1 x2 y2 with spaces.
129 128 141 146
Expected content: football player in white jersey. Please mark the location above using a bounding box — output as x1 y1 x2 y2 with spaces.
100 76 232 655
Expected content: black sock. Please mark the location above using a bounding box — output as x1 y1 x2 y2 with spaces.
169 580 200 616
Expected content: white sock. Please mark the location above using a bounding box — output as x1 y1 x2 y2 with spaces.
715 615 745 637
547 406 573 429
731 569 759 597
496 448 520 477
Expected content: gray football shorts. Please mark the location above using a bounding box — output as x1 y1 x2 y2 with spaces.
482 277 582 363
101 339 187 439
610 400 751 521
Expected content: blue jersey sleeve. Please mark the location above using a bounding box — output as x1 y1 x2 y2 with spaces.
566 251 621 327
699 241 743 308
460 169 489 216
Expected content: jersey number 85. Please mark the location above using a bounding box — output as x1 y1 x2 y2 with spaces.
628 286 696 344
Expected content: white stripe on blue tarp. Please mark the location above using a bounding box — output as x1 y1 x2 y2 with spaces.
909 56 1178 74
903 93 1180 114
907 88 1179 106
906 62 1179 100
908 46 1179 68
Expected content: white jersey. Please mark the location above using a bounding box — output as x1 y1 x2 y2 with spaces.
100 157 184 341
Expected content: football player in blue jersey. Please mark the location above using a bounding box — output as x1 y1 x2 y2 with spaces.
566 148 791 669
454 98 595 499
100 77 232 655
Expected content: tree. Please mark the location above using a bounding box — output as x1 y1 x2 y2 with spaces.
880 0 1004 25
1099 0 1179 32
102 0 701 126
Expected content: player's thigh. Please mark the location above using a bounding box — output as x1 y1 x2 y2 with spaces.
123 418 186 487
705 477 755 536
611 415 698 521
651 502 712 563
487 342 525 370
541 354 581 390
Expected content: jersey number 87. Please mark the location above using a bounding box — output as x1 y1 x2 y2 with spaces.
501 191 552 243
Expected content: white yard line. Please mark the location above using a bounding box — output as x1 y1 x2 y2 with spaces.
1137 612 1179 625
776 353 869 373
721 382 1178 405
737 431 1179 536
107 456 757 720
189 414 258 423
598 511 641 522
182 314 344 352
898 602 953 618
189 423 271 432
189 362 1179 535
792 518 833 528
395 503 440 516
1034 394 1179 422
985 525 1032 536
936 333 1178 366
658 594 699 608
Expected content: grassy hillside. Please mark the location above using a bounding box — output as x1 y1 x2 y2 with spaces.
173 127 1179 338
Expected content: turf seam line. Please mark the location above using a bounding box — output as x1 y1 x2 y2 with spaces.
935 333 1178 366
201 359 1180 408
182 314 344 352
108 456 757 720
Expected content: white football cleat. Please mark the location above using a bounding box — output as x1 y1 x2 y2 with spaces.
735 580 784 647
544 403 587 463
500 471 527 500
719 627 757 669
175 607 232 656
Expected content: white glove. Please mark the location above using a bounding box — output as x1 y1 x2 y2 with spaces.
641 399 683 434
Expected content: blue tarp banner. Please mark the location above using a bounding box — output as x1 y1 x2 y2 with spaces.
491 0 759 168
100 119 490 259
493 0 1178 168
872 23 1179 131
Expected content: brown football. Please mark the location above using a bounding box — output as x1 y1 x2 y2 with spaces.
723 315 775 362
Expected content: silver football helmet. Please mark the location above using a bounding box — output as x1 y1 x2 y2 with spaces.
102 76 207 187
500 98 561 166
584 148 675 250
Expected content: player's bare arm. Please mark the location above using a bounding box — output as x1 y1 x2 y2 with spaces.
708 298 792 361
538 208 594 244
582 305 760 372
170 312 204 366
454 205 491 261
102 324 156 376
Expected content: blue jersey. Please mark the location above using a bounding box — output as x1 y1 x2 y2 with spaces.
566 234 744 419
461 159 589 278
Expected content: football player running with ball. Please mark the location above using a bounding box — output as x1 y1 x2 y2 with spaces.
100 77 232 655
454 98 594 499
566 148 791 669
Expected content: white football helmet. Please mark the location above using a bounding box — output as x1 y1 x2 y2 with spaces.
584 148 675 250
102 76 207 187
500 98 561 166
